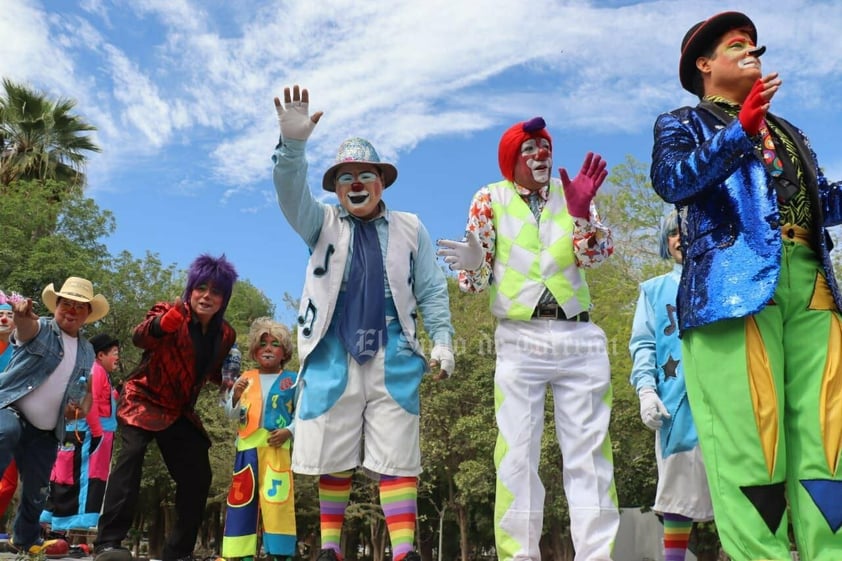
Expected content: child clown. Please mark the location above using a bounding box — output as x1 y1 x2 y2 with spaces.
222 317 297 561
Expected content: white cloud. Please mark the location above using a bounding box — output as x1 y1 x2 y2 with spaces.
2 0 842 201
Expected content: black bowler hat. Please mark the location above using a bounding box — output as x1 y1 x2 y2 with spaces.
679 11 758 94
89 333 119 355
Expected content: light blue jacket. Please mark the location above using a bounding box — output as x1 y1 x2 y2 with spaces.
629 265 698 457
0 318 94 441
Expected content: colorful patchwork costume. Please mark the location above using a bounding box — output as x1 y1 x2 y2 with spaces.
222 368 297 560
651 11 842 561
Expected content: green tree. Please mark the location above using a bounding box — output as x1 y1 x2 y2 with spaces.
589 155 670 511
0 179 115 306
419 279 497 561
0 78 100 188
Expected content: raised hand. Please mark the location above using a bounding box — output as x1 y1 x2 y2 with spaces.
436 231 484 271
273 84 324 141
559 152 608 218
739 73 781 136
231 375 250 405
160 297 187 333
11 298 36 321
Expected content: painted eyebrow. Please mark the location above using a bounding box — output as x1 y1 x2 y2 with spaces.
725 37 752 46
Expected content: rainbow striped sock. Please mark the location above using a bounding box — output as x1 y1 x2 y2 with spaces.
379 475 418 561
663 513 693 561
319 471 353 556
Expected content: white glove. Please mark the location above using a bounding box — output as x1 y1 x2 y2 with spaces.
638 388 670 430
429 343 455 379
436 231 484 271
274 85 321 141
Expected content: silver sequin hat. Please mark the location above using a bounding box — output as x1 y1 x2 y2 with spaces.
321 137 398 192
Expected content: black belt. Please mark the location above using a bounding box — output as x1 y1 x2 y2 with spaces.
531 305 590 322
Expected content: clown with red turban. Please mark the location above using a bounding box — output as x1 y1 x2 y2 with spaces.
438 117 619 561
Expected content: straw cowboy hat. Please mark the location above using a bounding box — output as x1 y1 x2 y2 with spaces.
42 277 110 324
321 137 398 192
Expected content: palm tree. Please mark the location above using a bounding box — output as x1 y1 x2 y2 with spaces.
0 77 101 189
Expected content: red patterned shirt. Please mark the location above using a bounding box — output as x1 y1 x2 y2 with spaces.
117 302 236 435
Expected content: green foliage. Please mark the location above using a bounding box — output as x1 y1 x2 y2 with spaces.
0 179 115 299
0 77 100 187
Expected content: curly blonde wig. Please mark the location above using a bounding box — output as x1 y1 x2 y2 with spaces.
247 317 293 368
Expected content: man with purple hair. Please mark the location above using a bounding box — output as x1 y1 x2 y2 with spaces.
93 254 239 561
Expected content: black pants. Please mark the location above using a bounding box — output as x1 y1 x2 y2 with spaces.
95 417 212 561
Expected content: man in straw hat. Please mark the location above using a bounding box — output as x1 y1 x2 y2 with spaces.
272 85 454 561
437 117 618 561
650 11 842 561
0 277 108 557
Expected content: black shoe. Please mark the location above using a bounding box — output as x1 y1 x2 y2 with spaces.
94 543 133 561
316 549 341 561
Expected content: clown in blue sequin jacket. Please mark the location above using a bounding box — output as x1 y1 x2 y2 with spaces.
650 101 842 331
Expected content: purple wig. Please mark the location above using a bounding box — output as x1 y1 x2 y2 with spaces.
183 254 238 317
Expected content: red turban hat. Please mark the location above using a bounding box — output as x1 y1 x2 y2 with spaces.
497 116 552 182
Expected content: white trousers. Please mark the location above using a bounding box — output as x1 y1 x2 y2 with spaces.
494 319 619 561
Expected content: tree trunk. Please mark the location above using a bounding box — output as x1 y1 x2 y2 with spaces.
148 502 169 560
371 518 387 561
539 521 574 561
455 505 469 561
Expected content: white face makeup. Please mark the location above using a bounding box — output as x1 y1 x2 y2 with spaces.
667 229 683 265
334 163 384 220
513 137 552 191
0 309 13 336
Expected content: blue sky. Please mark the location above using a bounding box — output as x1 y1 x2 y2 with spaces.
2 0 841 323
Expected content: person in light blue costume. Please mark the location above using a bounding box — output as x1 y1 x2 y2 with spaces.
629 210 713 561
272 84 454 561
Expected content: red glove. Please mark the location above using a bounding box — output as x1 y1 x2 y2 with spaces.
739 79 767 136
159 305 185 333
560 152 608 218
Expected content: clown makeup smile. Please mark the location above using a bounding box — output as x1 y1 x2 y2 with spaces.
346 191 372 206
520 138 552 184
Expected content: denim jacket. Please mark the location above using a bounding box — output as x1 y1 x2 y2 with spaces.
0 318 95 441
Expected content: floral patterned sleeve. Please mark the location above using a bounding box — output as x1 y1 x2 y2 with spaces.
457 187 495 293
572 202 614 268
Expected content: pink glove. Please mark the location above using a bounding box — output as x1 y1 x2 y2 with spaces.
739 79 767 136
560 152 608 218
159 305 185 333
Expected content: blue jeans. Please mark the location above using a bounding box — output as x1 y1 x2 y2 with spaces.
0 408 59 547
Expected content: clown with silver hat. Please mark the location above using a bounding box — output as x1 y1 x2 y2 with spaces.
272 84 453 561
